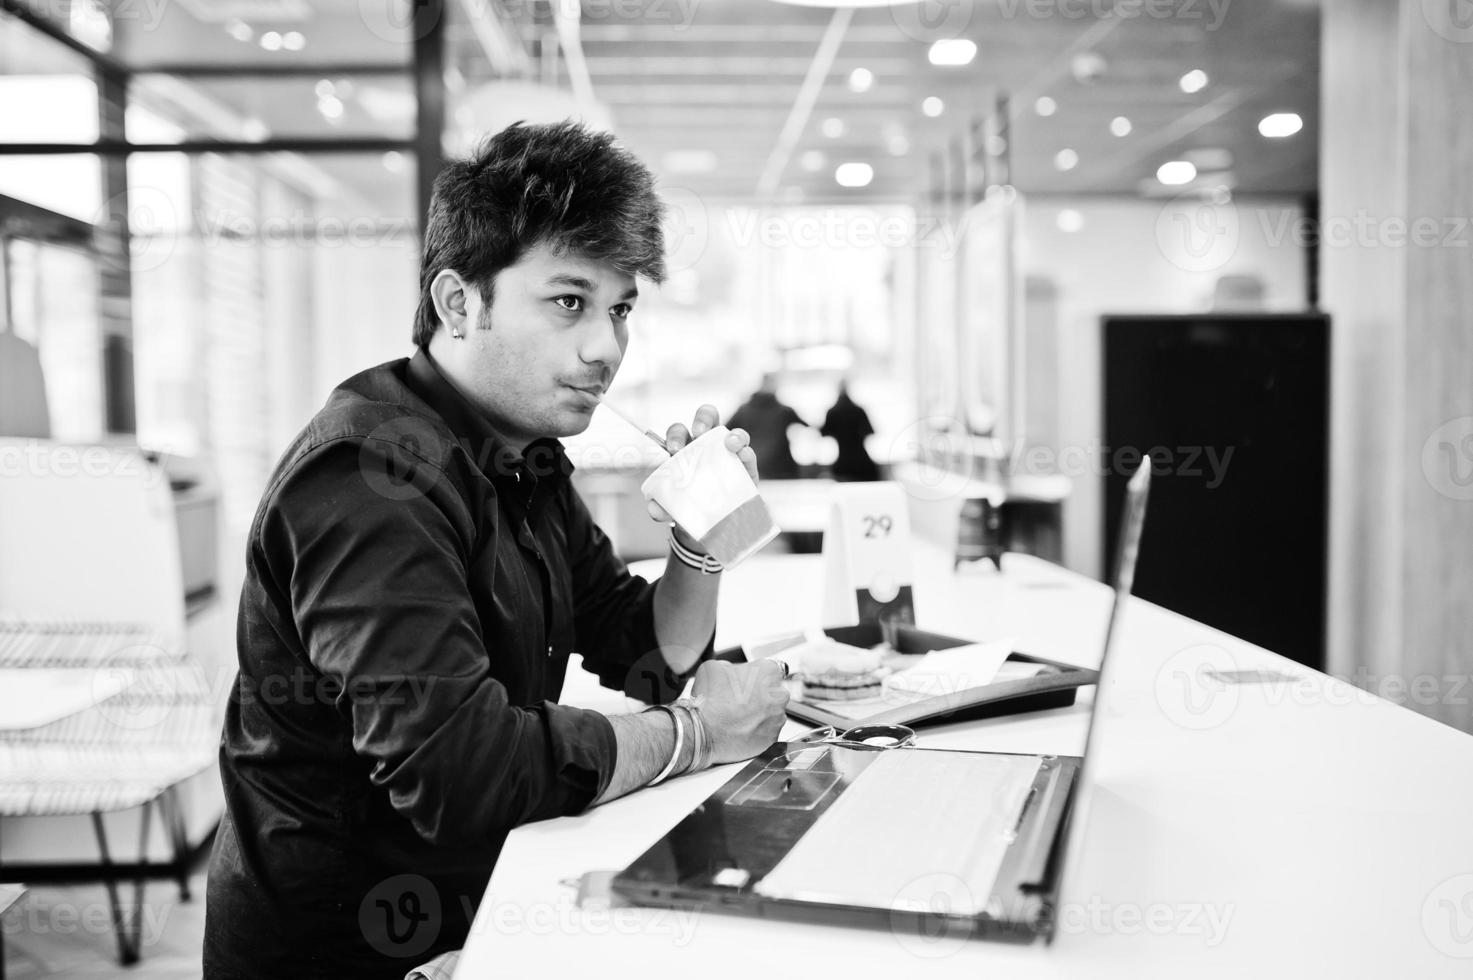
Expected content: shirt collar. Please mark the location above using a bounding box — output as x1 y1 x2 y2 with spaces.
405 347 575 490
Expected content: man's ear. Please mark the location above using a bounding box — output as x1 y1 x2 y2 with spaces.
430 269 471 337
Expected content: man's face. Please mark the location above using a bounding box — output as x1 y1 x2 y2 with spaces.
451 242 637 447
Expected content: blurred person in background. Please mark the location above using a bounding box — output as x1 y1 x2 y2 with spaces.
820 379 879 482
728 372 809 480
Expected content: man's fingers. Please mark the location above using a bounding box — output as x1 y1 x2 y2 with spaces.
665 422 691 451
690 404 720 439
647 500 673 523
724 428 751 453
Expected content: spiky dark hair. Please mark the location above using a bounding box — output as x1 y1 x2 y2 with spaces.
412 121 667 347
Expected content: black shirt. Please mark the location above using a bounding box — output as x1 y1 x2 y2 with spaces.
204 349 706 980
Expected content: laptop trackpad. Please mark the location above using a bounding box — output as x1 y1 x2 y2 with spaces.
752 750 1041 916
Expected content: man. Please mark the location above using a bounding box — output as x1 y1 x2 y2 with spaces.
204 122 789 980
728 372 808 480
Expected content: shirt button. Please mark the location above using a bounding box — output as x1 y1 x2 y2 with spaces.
546 644 553 657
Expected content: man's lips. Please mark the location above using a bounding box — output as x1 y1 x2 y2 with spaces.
564 383 605 398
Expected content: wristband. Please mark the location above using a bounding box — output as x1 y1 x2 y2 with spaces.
669 527 724 575
642 704 685 787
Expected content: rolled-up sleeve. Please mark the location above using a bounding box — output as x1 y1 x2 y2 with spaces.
258 438 616 845
562 487 715 704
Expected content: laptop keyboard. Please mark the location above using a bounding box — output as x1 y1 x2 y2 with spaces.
753 749 1041 916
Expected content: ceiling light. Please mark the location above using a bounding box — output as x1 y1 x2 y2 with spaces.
1179 69 1208 94
1258 112 1303 138
928 39 977 67
921 96 944 118
226 19 252 42
835 162 873 188
382 150 407 174
282 31 305 51
259 30 283 51
1157 160 1198 185
821 117 845 139
800 150 826 172
886 133 910 156
848 68 874 93
241 118 269 142
314 79 335 99
1053 148 1079 172
1070 51 1107 83
317 95 344 121
661 149 719 174
1035 96 1057 117
1056 209 1084 233
1110 115 1132 137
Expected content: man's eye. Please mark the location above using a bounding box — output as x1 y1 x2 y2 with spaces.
611 304 633 320
554 296 583 312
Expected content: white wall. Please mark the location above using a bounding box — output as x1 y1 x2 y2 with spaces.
1016 194 1308 577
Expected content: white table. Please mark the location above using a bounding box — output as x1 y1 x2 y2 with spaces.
454 546 1473 979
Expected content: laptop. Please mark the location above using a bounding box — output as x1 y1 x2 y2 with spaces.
611 463 1151 942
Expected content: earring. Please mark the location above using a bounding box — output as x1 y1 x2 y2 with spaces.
451 328 463 339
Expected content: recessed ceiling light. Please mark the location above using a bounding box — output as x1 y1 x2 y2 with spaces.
259 30 283 51
226 19 252 42
381 150 407 174
662 149 719 174
835 162 873 188
317 95 345 121
921 96 944 118
1157 160 1198 185
1053 148 1079 172
1258 112 1303 138
1110 115 1132 137
282 31 305 51
928 39 977 67
1179 69 1208 94
1070 51 1107 83
848 68 874 93
1056 209 1085 233
821 117 845 139
1035 96 1057 117
886 133 910 156
800 150 826 172
314 79 335 99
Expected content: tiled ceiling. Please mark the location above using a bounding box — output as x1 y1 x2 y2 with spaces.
449 0 1321 205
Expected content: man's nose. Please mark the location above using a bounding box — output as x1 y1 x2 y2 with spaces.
578 316 624 368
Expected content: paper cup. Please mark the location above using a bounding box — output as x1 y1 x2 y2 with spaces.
640 425 781 568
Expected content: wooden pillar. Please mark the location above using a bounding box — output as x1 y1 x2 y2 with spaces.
1322 0 1473 732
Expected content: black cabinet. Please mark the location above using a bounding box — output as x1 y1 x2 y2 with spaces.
1103 314 1329 671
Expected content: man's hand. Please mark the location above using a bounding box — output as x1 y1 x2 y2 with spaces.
690 659 790 764
646 404 760 541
